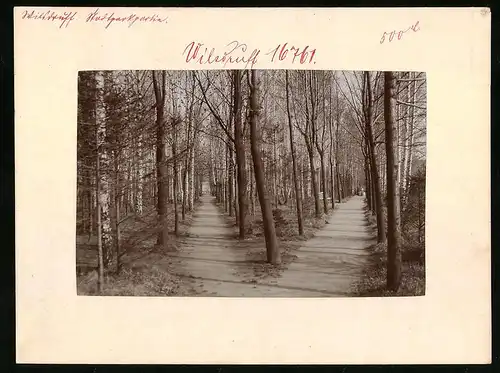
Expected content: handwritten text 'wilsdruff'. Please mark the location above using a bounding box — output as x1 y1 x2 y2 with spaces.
183 41 317 68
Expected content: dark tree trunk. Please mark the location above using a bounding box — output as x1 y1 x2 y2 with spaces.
384 71 402 291
319 153 328 214
153 71 169 246
173 121 179 236
182 160 187 221
364 152 372 211
249 70 280 264
86 168 93 234
96 155 104 292
233 70 248 239
335 124 342 203
224 145 229 213
329 154 335 210
336 163 343 202
112 149 121 274
365 71 386 243
305 73 322 218
328 116 336 211
306 140 321 217
234 165 239 222
227 145 234 217
285 70 304 236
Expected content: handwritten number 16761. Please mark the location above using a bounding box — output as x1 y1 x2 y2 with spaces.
267 43 317 64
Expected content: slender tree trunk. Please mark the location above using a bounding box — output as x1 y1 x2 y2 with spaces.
403 72 416 205
188 153 193 210
95 71 109 291
87 168 93 236
285 70 304 236
173 122 179 236
136 135 144 214
319 152 328 214
224 145 229 213
234 165 239 222
125 158 131 216
405 126 414 196
184 72 195 215
189 145 195 210
329 154 335 210
305 140 321 217
233 70 247 238
367 125 383 242
152 70 169 246
90 182 95 237
249 70 280 264
281 148 288 204
336 163 343 202
364 152 372 211
365 71 386 243
96 155 105 292
182 158 188 221
384 71 402 291
305 73 322 218
209 144 214 198
371 169 376 214
111 147 120 274
397 72 405 195
335 123 342 202
227 145 234 217
380 151 386 197
250 163 255 216
328 117 336 210
301 159 307 200
272 128 278 207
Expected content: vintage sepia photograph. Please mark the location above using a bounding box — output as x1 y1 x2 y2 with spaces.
76 69 427 297
16 6 490 364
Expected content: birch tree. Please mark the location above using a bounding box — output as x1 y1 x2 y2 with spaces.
95 71 109 291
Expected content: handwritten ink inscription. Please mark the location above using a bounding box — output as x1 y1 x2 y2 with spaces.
266 43 316 64
183 41 317 68
380 21 420 44
21 9 77 28
20 8 168 29
86 8 168 29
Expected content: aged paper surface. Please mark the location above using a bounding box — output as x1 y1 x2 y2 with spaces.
15 7 491 363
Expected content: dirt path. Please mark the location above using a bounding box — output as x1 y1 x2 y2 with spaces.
259 196 376 296
171 194 329 296
172 194 374 297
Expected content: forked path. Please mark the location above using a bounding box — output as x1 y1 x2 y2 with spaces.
262 195 376 296
172 194 327 296
173 194 374 297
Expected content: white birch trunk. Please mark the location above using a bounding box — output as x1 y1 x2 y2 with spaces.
136 134 144 214
189 146 195 208
404 73 416 192
401 72 411 196
95 71 111 279
397 72 403 190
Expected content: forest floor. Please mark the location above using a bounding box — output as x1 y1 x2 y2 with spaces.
352 209 426 296
77 194 378 297
76 206 200 296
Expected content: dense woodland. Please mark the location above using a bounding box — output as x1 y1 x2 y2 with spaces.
77 69 426 294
